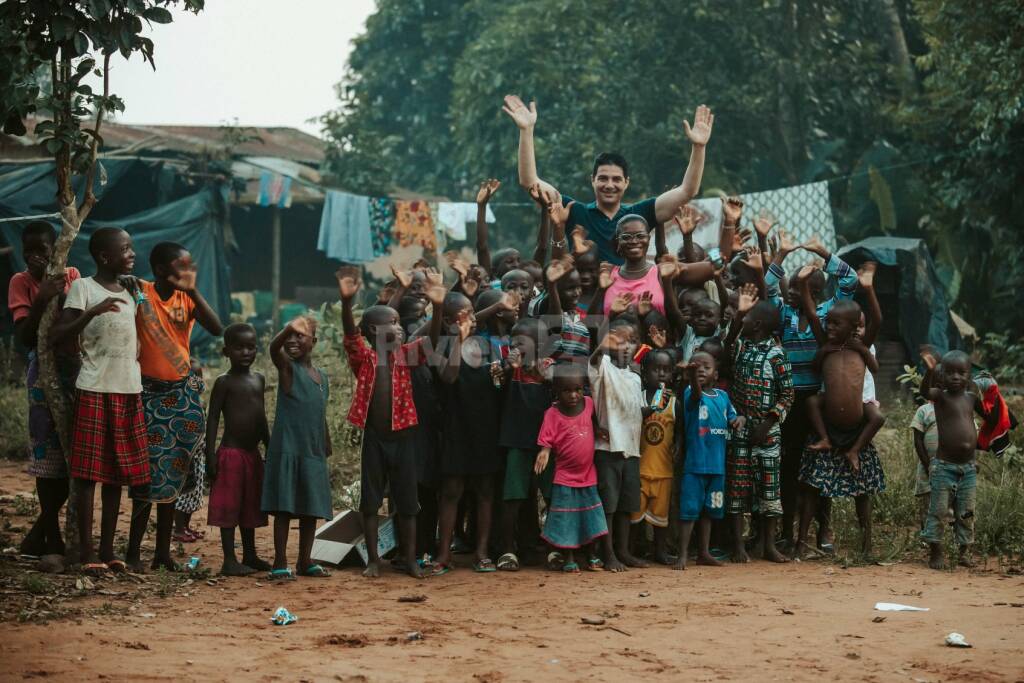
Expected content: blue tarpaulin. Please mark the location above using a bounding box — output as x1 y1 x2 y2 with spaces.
0 159 230 347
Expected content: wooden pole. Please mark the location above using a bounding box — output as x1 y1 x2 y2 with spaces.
271 204 281 330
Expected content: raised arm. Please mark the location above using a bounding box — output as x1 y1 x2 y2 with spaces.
857 261 882 347
474 179 501 275
796 265 826 345
803 235 857 302
725 283 759 352
765 229 798 300
528 184 552 264
167 260 223 336
752 210 774 276
545 256 574 318
658 257 686 338
653 105 714 223
423 273 447 351
673 203 701 263
269 317 313 392
502 95 559 196
336 266 362 337
720 196 743 262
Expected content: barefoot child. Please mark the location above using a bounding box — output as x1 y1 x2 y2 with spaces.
9 221 81 558
589 320 646 572
52 227 150 573
723 285 793 563
921 350 1000 570
673 351 744 569
535 364 609 573
630 349 682 564
338 266 445 579
126 242 223 572
261 316 333 580
205 323 271 576
794 264 886 557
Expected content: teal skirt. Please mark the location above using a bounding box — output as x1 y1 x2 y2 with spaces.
260 450 333 520
541 484 608 549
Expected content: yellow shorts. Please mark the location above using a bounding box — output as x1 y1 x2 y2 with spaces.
630 476 673 528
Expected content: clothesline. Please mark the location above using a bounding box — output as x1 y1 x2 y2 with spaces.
0 211 62 224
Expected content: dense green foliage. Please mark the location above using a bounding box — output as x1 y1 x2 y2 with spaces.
321 0 1023 335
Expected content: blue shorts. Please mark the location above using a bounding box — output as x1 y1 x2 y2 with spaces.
679 472 725 521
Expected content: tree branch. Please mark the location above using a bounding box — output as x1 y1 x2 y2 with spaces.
77 52 110 221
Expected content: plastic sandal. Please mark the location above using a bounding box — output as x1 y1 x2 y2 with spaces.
587 557 605 572
107 559 127 574
267 568 296 581
82 562 109 576
430 563 453 577
473 558 497 573
562 562 581 574
546 551 565 571
301 564 331 578
496 552 520 572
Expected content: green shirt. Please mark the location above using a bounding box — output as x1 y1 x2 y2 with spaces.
562 195 658 265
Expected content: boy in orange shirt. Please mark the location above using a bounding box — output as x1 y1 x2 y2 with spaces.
126 242 223 571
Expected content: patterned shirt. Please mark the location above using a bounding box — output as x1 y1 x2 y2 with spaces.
343 333 428 431
764 253 857 391
732 337 794 425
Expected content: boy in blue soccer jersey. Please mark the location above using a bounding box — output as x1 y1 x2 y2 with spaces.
673 351 745 570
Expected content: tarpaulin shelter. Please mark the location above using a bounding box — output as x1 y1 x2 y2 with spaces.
0 158 230 346
837 236 963 357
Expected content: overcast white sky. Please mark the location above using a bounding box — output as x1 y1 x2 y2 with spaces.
102 0 376 138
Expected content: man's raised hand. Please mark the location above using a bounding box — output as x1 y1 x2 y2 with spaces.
502 95 537 130
682 104 714 146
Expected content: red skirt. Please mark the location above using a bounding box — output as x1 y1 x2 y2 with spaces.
69 390 151 487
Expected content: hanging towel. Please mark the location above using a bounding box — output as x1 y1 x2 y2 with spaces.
739 181 836 268
258 171 292 208
394 200 437 250
973 373 1013 456
369 198 395 256
437 202 495 241
647 197 723 259
317 190 374 263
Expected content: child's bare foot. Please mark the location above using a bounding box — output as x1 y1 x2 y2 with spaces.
730 547 750 563
696 552 723 567
604 556 627 573
763 546 790 563
958 549 975 568
791 541 819 561
928 544 945 570
405 561 427 579
221 559 257 576
808 438 832 452
362 560 382 578
620 552 649 569
843 450 861 474
671 556 687 571
242 556 272 572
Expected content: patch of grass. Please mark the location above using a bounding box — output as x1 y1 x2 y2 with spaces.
10 494 39 517
20 574 54 595
0 382 29 460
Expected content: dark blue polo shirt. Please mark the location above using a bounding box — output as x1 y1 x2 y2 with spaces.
561 195 658 265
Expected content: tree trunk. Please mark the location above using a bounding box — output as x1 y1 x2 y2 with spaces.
37 203 83 564
875 0 918 99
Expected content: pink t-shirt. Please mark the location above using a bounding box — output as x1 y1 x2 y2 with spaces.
7 268 81 322
602 264 664 317
537 396 597 488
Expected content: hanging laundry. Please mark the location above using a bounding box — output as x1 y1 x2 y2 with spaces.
437 202 495 241
258 171 292 208
317 190 374 263
739 181 836 268
393 200 437 250
369 197 395 257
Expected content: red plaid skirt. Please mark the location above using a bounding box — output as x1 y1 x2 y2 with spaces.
69 390 151 487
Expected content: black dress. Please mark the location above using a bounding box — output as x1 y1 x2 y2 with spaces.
439 337 502 477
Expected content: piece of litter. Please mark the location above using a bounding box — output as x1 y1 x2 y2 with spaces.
780 608 795 615
548 659 560 665
270 606 298 626
872 616 887 623
638 591 650 598
405 631 422 641
874 602 929 612
945 632 971 648
580 617 606 626
397 594 427 603
139 613 156 619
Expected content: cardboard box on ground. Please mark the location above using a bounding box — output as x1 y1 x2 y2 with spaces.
312 503 397 567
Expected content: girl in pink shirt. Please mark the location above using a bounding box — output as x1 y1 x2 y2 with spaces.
535 365 608 572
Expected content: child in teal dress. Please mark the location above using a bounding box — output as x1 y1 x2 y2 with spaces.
261 316 333 579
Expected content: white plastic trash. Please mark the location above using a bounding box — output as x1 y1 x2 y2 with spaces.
874 602 929 612
945 632 972 648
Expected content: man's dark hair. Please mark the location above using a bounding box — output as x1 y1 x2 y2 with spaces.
149 241 187 273
592 152 630 179
21 220 56 245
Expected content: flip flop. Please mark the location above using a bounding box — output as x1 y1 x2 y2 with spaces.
430 562 452 577
82 562 109 576
107 559 127 574
171 530 198 543
267 568 296 581
496 553 520 572
562 562 581 574
587 558 605 572
301 564 331 578
473 558 497 573
546 551 565 571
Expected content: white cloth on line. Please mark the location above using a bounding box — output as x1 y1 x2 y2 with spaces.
437 202 495 240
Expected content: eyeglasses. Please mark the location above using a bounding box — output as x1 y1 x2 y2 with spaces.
617 232 648 243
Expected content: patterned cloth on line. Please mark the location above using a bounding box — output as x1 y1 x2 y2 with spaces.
393 200 437 250
131 373 206 503
369 197 395 257
70 390 150 487
26 351 79 479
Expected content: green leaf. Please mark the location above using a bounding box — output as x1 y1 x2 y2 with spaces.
72 32 89 56
143 7 173 24
44 138 64 154
51 16 75 40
